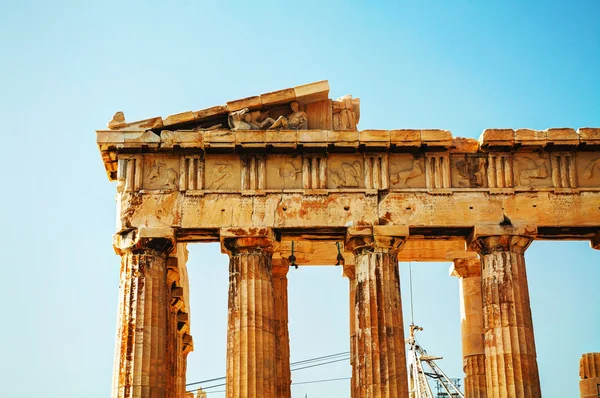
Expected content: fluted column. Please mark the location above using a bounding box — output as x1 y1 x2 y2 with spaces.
222 229 276 398
343 263 358 398
346 226 409 398
450 257 487 398
580 353 600 398
166 243 193 398
111 233 174 398
272 264 291 398
469 233 541 398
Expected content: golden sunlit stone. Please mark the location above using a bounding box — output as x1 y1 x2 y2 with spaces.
98 81 600 398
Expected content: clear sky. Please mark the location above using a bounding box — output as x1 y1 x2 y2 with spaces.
1 1 599 397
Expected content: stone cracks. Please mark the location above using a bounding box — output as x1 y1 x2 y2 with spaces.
352 249 408 398
472 236 541 398
463 354 486 398
112 244 170 398
226 248 277 398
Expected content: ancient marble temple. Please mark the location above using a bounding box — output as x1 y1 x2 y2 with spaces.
96 81 600 398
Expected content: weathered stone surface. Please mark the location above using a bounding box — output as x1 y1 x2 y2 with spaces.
98 82 600 398
344 263 358 398
272 265 291 398
469 234 541 398
580 352 600 398
111 234 173 398
450 258 487 398
346 227 409 398
222 230 277 398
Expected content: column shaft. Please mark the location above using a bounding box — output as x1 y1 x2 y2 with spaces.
166 307 178 398
471 235 541 398
353 249 408 398
348 271 358 398
273 265 291 398
464 354 486 398
451 258 487 398
111 245 170 398
225 244 276 398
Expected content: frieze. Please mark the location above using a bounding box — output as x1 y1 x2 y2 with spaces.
513 153 552 188
327 155 364 189
265 155 303 190
388 154 426 189
143 155 179 191
576 152 600 188
110 150 600 194
204 155 240 190
450 155 487 188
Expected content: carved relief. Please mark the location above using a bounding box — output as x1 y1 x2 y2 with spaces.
204 155 241 190
514 154 551 187
228 108 276 130
452 155 487 188
583 157 600 180
328 155 364 189
143 156 179 191
228 108 252 130
332 95 360 131
266 156 303 190
208 164 232 189
149 163 178 190
270 101 308 130
389 154 426 188
279 159 302 183
575 152 600 188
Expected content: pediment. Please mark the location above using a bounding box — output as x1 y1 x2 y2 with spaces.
106 80 360 132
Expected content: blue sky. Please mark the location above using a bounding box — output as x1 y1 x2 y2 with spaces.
0 1 599 397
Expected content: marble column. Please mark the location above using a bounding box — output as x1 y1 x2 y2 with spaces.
343 263 358 398
165 243 193 398
272 264 291 398
450 257 487 398
346 226 409 398
222 232 277 398
580 352 600 398
470 234 541 398
111 234 173 398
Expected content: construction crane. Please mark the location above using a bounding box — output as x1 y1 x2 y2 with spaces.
406 324 464 398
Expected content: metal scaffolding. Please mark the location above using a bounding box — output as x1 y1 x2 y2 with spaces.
406 324 464 398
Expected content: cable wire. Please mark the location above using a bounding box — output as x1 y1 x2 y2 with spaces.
186 351 350 387
189 376 352 394
291 357 350 372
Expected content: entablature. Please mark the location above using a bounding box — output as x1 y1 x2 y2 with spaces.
98 81 600 253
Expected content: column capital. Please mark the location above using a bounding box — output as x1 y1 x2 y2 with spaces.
450 257 481 279
467 225 537 255
113 228 175 255
345 225 408 254
220 227 275 255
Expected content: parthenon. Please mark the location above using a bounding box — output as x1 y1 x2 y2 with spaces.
96 80 600 398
